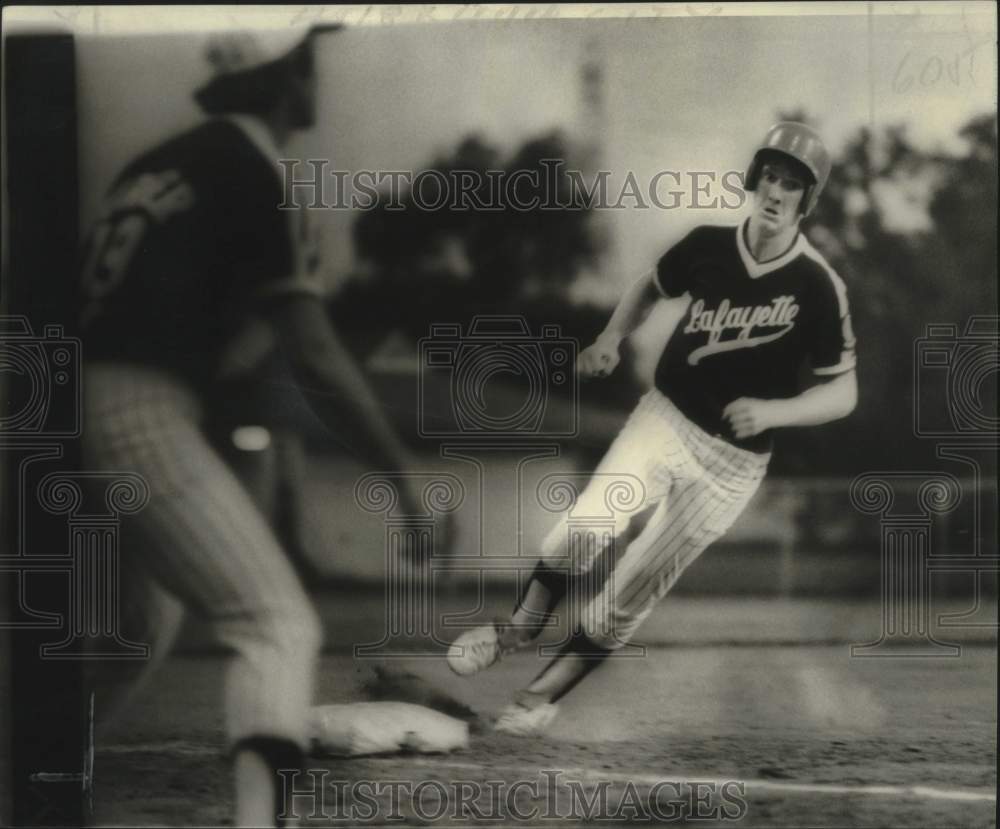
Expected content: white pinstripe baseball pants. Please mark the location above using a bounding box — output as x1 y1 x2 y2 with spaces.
540 389 769 650
81 362 322 749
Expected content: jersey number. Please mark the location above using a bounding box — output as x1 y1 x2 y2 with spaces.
81 169 195 301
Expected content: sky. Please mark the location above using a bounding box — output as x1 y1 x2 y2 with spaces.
17 3 995 302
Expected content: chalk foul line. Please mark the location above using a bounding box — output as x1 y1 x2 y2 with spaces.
405 758 996 804
99 745 996 804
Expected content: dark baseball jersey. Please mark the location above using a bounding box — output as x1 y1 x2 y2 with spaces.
79 118 319 393
654 220 856 453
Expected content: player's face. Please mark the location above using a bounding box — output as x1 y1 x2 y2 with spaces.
752 161 807 236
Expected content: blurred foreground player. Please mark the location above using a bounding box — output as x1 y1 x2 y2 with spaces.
449 123 858 734
78 25 426 825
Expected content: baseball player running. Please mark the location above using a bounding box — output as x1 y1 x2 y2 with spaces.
79 25 426 826
448 123 858 735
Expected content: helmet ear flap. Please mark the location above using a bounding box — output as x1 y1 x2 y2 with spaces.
744 154 762 193
801 184 815 216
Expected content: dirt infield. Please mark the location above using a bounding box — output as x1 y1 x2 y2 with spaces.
91 595 996 827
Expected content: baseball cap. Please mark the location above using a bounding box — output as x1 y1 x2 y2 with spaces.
193 23 342 115
202 28 308 79
201 23 343 80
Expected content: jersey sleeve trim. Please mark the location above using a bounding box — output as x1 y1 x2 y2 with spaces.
813 355 857 376
802 242 852 325
652 267 671 299
801 240 858 374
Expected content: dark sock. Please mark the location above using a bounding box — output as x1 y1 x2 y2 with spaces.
231 736 304 828
528 561 568 600
505 562 567 645
525 627 614 704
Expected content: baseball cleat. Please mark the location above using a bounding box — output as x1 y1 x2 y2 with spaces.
494 701 559 736
447 622 506 676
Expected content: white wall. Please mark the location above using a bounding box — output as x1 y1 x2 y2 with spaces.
74 9 996 303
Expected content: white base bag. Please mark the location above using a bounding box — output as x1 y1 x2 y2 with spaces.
309 702 470 757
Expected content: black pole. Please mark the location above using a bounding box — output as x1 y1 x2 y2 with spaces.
3 31 85 827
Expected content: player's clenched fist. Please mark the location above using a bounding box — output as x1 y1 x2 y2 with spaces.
577 335 622 379
722 397 780 439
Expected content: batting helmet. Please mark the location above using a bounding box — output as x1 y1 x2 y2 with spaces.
744 122 831 216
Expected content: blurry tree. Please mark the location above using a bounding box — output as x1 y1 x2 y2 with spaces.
778 111 997 474
927 114 997 318
491 132 603 300
343 131 602 342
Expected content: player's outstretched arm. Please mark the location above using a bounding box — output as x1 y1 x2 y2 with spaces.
722 369 858 439
578 270 661 379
